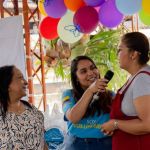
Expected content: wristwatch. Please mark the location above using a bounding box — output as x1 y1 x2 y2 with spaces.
113 120 118 130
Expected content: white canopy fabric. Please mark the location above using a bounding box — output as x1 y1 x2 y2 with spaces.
0 15 26 77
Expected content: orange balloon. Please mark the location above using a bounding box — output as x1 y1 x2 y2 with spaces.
142 0 150 15
64 0 85 12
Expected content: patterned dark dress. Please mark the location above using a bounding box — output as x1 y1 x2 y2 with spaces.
0 104 44 150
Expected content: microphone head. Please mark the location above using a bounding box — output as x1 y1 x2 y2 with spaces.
104 70 114 82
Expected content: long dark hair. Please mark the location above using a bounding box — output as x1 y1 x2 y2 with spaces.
122 32 150 65
0 65 14 120
71 56 112 118
0 65 31 121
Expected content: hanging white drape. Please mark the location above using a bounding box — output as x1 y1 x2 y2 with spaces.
0 15 26 77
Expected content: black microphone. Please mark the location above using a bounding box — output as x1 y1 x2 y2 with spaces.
89 70 114 107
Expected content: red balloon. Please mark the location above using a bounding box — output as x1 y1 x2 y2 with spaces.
73 6 99 33
39 17 60 40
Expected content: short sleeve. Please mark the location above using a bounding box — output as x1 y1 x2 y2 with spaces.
132 73 150 100
62 89 75 113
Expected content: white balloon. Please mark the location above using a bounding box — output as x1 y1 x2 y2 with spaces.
57 11 83 44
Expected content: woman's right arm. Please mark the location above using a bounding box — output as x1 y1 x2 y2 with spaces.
66 88 93 124
65 79 108 124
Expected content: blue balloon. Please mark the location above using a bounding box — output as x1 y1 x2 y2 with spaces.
83 0 105 7
115 0 142 15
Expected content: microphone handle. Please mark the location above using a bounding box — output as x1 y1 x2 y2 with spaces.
89 70 114 107
89 91 99 107
90 80 108 107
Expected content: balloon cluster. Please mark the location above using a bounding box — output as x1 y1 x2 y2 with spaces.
38 0 150 44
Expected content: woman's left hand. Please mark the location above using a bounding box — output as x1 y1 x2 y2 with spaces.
101 119 115 135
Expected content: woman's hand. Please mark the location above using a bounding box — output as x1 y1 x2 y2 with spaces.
88 78 108 94
101 119 116 135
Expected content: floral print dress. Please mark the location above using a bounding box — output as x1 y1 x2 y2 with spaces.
0 105 44 150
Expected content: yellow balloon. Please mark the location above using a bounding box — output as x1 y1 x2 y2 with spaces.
142 0 150 15
38 0 47 16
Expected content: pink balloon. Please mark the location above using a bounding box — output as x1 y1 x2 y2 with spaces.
99 0 124 28
94 6 100 12
73 6 99 33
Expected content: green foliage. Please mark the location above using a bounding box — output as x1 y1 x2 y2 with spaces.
89 30 128 90
54 59 70 81
49 29 128 91
44 38 58 49
71 29 128 91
